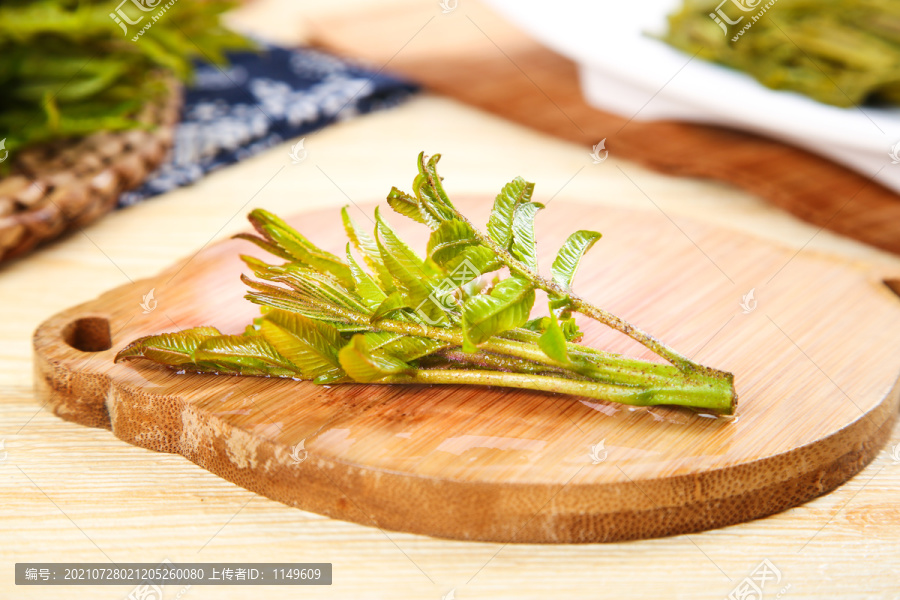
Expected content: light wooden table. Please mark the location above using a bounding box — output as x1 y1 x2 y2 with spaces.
2 1 899 598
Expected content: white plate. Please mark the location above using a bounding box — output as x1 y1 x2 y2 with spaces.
484 0 900 193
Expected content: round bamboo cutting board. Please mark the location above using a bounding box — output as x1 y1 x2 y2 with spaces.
32 199 900 543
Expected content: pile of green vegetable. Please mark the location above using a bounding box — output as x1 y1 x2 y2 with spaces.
663 0 900 107
0 0 252 156
116 153 738 415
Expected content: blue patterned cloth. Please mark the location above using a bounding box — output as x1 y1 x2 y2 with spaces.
118 46 418 207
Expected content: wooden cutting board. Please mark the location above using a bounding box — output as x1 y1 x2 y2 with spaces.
310 1 900 256
32 198 900 543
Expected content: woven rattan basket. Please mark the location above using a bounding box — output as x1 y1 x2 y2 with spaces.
0 77 182 263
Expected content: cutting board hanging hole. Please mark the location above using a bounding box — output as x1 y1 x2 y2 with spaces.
62 316 112 353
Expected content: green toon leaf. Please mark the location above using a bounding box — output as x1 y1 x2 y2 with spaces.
265 264 370 315
338 334 416 383
538 310 569 363
192 335 296 376
376 209 450 325
243 295 364 332
232 233 295 262
487 176 534 249
427 219 480 266
386 186 430 226
341 206 396 294
345 246 388 311
248 209 353 288
412 152 455 227
370 291 408 322
116 151 737 415
441 246 502 284
258 310 344 380
115 327 223 365
560 317 583 342
357 331 448 362
0 1 254 154
427 218 501 280
462 275 536 349
510 202 544 271
551 230 603 289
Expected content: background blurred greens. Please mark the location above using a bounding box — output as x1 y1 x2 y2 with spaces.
0 0 252 157
664 0 900 108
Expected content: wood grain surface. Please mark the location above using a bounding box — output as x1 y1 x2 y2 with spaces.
32 198 900 543
310 0 900 256
5 94 900 600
